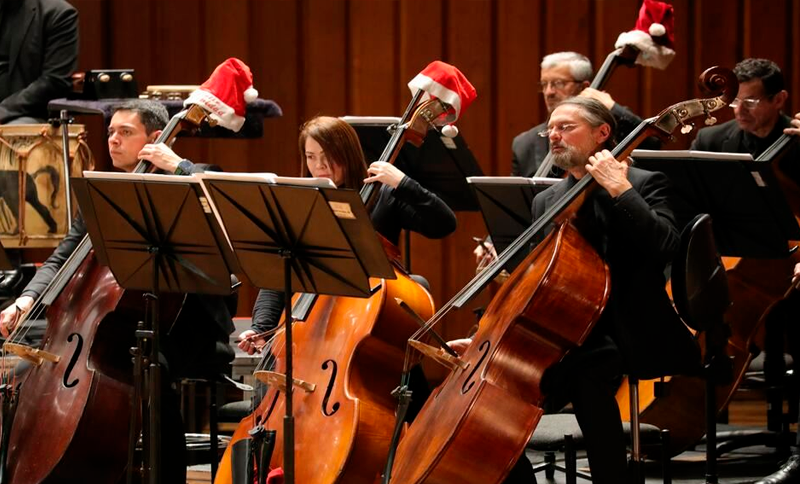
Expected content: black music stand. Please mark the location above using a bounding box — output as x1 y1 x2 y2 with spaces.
467 176 560 258
631 149 800 258
71 172 238 484
198 173 396 484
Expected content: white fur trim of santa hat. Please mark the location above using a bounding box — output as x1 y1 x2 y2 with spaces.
615 29 675 70
408 73 463 122
407 61 477 123
185 88 246 132
184 57 258 132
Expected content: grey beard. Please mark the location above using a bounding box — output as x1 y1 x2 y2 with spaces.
550 145 586 171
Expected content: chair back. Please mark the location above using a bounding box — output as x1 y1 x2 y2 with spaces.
671 213 730 331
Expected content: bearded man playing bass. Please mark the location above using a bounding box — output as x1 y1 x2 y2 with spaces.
453 96 699 484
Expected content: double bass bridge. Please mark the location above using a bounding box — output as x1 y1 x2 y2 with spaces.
3 342 60 367
254 370 316 394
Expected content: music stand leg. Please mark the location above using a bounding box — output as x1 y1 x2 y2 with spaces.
148 251 162 484
126 321 146 484
58 110 73 230
282 253 295 484
381 377 413 484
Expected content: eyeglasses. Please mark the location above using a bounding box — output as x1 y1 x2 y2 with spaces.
538 79 579 92
729 97 766 109
538 123 580 138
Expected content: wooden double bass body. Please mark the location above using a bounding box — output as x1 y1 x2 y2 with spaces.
0 106 210 484
4 252 137 483
217 260 434 484
390 222 610 483
388 68 737 484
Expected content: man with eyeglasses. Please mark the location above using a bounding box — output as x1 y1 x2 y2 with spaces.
691 58 800 161
511 51 653 179
691 58 800 484
475 52 655 267
455 96 699 484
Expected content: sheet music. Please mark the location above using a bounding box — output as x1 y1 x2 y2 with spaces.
194 171 336 188
632 149 754 161
467 176 561 186
83 171 192 182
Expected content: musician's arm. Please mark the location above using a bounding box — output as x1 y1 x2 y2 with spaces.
381 177 457 239
238 289 284 355
604 169 680 265
252 289 285 334
785 111 800 136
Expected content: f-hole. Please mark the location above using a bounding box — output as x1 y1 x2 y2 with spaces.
321 359 340 416
63 333 83 388
461 340 490 395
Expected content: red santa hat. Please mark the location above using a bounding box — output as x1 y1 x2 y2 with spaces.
184 57 259 132
615 0 676 70
407 61 477 131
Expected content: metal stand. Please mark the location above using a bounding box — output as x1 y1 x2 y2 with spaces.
198 174 396 484
71 173 238 484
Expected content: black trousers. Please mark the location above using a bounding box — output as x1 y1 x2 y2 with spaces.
504 333 627 484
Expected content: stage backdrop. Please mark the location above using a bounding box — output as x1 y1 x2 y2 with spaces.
65 0 800 355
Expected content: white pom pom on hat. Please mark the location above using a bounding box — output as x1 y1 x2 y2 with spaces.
441 124 459 138
244 87 258 103
649 22 666 37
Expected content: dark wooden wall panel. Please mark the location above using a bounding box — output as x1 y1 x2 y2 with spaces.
495 0 542 177
53 0 798 333
349 0 398 116
303 0 347 118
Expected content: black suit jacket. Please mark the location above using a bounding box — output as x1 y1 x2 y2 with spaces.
0 0 78 123
531 167 700 378
512 103 655 178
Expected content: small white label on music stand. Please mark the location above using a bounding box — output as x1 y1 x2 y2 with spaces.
750 171 766 187
199 197 212 213
329 202 356 219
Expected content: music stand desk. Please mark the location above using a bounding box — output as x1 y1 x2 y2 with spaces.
632 149 800 258
196 171 396 484
468 176 560 255
72 171 238 484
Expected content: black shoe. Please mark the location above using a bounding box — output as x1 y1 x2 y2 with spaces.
755 455 800 484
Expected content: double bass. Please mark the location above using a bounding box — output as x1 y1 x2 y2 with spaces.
215 95 462 484
0 104 213 484
386 67 737 484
